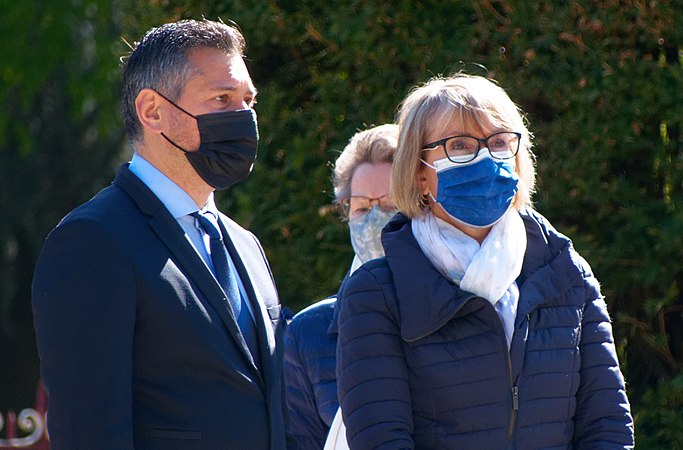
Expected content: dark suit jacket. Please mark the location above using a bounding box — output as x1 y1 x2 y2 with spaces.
32 164 287 449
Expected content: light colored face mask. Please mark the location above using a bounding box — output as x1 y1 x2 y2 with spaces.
348 206 396 264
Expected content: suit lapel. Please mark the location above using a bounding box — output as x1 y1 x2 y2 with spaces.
218 215 283 392
114 165 260 378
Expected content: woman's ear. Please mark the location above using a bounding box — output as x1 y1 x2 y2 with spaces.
418 166 430 196
135 88 164 133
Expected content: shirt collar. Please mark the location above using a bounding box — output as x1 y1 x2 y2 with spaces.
129 153 215 219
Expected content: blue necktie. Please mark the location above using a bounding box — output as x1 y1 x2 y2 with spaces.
192 211 259 362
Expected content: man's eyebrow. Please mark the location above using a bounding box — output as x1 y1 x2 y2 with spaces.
215 84 237 91
214 85 258 96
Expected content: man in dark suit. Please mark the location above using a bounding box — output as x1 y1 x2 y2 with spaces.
31 19 287 449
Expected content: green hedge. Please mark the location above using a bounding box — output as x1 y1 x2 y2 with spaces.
196 1 683 446
1 0 681 446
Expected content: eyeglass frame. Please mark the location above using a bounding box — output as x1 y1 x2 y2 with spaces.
421 131 522 164
339 194 396 220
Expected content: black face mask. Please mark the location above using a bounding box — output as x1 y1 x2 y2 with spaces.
156 91 259 190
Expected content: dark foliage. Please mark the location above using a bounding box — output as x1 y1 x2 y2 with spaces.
1 1 681 446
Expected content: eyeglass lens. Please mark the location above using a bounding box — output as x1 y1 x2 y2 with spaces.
444 132 519 163
344 194 396 219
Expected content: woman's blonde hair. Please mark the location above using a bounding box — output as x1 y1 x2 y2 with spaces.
392 74 536 218
333 124 399 203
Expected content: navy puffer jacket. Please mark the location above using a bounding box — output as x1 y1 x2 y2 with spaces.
284 297 340 449
336 210 634 449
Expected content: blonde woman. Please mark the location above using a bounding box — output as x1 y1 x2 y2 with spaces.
336 75 634 449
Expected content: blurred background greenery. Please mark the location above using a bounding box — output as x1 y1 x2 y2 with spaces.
1 0 681 447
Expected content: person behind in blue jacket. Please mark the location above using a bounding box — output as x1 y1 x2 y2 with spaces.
336 74 635 449
283 124 399 448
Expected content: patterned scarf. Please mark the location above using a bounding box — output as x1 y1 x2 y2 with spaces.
411 209 527 346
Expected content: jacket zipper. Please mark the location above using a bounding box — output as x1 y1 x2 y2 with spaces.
506 312 530 449
506 350 518 449
406 295 523 449
507 383 519 447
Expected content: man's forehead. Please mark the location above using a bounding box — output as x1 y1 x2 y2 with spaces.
226 56 255 90
187 49 254 91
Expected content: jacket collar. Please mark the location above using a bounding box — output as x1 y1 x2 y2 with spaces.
218 216 282 350
381 210 584 341
382 213 475 342
218 213 286 405
515 208 586 316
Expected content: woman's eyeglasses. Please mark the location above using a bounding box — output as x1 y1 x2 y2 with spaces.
422 131 521 164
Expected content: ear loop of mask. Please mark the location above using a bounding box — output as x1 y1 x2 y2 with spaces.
161 132 192 153
155 90 197 119
419 159 438 207
420 158 436 170
422 151 519 224
423 149 517 172
154 90 196 154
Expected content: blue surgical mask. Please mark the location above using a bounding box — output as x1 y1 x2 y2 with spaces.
427 152 518 228
348 206 396 263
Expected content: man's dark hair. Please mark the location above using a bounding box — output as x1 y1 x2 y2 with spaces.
121 19 245 148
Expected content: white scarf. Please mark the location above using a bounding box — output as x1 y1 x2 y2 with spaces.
411 208 527 345
323 408 349 450
349 254 363 275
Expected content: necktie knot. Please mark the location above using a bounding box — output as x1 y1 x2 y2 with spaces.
192 211 222 241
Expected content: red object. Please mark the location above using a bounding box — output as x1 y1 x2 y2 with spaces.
0 382 50 449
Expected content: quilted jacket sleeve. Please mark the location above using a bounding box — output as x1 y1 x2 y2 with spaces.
573 266 635 449
283 316 330 449
336 264 414 450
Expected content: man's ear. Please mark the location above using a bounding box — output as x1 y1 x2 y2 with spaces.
135 88 165 133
